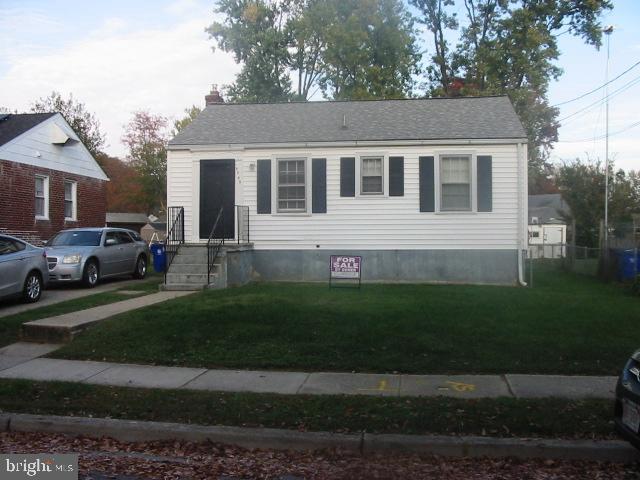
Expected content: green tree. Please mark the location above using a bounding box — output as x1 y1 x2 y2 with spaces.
207 0 419 101
555 159 639 247
172 105 202 137
31 91 106 158
121 111 168 213
207 0 293 102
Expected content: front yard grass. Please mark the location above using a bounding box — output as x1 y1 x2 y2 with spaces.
49 266 639 375
0 379 615 439
0 276 161 348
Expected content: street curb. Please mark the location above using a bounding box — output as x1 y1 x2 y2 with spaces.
1 412 638 463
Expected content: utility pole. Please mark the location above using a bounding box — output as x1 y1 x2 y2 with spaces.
604 25 614 252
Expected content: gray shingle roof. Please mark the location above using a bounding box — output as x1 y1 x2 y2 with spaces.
0 113 57 147
528 194 571 225
169 96 526 147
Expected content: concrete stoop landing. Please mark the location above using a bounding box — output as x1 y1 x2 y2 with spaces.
161 244 253 291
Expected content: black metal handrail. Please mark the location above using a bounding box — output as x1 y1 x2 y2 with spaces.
206 207 225 285
164 206 184 283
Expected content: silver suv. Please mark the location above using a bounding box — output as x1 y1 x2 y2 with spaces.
45 228 149 288
0 234 48 303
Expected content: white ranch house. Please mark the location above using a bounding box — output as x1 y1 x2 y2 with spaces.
164 95 528 289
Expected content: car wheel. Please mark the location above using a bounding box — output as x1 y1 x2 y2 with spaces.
22 271 42 303
83 260 99 288
133 255 147 279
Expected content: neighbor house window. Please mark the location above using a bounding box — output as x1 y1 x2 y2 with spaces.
64 180 77 220
361 157 383 194
35 175 49 219
277 159 306 212
440 155 471 211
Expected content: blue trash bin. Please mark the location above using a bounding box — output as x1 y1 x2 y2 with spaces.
618 249 638 281
150 243 166 273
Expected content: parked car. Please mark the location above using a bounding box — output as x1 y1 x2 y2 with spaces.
0 234 48 303
615 349 640 449
45 228 149 288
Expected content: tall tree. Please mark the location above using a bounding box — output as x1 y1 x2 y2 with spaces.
31 91 106 158
122 112 169 213
97 153 146 213
208 0 419 102
319 0 419 99
207 0 293 102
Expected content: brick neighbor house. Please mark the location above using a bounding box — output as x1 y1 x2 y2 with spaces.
0 112 109 245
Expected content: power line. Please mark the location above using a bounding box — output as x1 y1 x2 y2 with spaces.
557 74 640 124
552 59 640 106
558 118 640 143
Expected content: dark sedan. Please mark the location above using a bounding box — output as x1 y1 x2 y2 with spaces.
615 349 640 449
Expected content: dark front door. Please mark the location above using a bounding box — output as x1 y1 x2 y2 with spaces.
200 160 235 239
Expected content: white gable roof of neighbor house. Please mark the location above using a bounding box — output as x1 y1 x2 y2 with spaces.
0 112 109 181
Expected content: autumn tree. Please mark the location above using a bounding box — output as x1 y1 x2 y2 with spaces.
122 111 169 213
97 153 146 213
31 91 106 158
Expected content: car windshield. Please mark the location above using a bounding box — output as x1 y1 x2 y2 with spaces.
49 231 102 247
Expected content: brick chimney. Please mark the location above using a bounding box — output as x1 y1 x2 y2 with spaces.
205 84 224 105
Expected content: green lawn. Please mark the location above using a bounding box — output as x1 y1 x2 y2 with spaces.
0 276 161 348
0 379 615 439
49 267 639 375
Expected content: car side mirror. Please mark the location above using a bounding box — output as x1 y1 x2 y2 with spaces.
105 238 117 247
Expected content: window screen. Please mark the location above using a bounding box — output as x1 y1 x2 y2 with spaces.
361 157 383 194
278 159 306 212
440 155 471 211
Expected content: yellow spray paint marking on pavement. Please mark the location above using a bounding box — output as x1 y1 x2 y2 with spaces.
357 379 398 393
444 381 476 392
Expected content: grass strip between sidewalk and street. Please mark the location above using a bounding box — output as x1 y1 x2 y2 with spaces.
0 277 161 348
0 379 616 440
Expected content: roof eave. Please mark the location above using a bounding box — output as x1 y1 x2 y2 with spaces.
167 137 529 152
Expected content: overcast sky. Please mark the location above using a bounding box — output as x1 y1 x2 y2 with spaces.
0 0 638 171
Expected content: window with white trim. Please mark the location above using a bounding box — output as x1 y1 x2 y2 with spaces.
277 159 306 212
440 155 471 211
35 175 49 219
360 156 383 194
64 180 77 220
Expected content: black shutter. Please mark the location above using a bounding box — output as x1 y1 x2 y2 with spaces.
419 156 435 212
340 157 355 197
256 159 271 214
389 156 404 196
312 158 327 213
477 155 493 212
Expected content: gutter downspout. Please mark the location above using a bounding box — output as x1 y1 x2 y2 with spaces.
517 142 528 286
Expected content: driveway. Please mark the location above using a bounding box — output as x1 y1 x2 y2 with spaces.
0 277 145 319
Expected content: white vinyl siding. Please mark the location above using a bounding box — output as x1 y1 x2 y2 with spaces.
167 143 523 250
35 175 49 219
440 155 471 211
64 180 77 220
361 157 383 194
277 159 306 212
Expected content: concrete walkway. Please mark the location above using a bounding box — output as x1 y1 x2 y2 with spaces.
21 291 194 342
0 278 151 319
0 344 617 399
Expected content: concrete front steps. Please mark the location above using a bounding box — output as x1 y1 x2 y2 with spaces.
162 244 230 291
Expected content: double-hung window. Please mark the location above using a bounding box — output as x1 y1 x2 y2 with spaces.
64 180 77 220
35 175 49 219
277 159 306 212
361 157 383 194
440 155 471 211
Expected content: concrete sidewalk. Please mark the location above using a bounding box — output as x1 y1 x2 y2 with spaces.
0 344 617 399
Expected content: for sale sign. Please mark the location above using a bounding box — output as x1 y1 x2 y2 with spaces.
330 255 362 279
